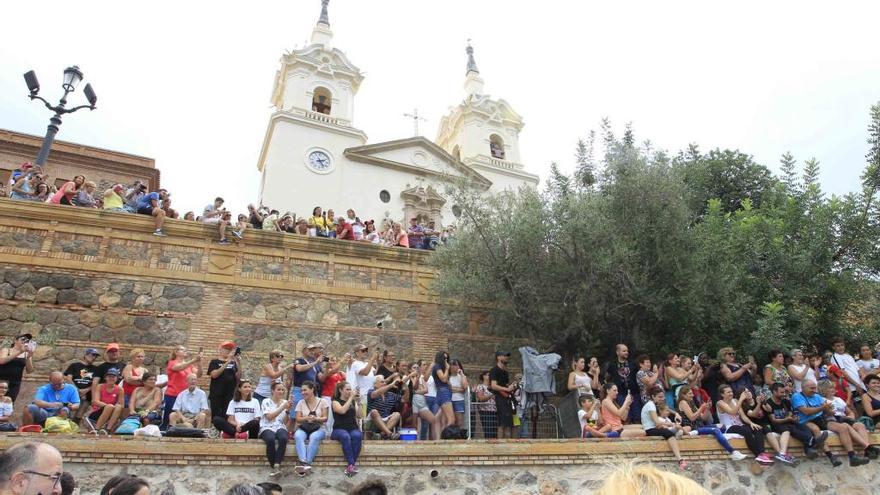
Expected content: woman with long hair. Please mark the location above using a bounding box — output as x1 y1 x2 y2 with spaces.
787 349 814 393
600 383 644 438
474 371 497 439
259 382 291 476
48 174 84 205
432 351 454 430
293 380 327 476
331 381 363 477
0 333 34 402
640 386 687 470
677 385 745 460
567 356 592 397
121 349 147 407
449 359 470 428
212 379 262 438
588 357 604 398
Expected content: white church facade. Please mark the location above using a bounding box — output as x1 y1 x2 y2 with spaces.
256 0 539 226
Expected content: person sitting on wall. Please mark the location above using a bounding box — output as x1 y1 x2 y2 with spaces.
102 184 127 212
366 375 402 439
87 366 124 433
23 371 80 426
123 180 147 213
63 347 99 421
136 188 168 236
212 379 262 439
129 372 163 426
406 218 425 249
71 181 99 208
169 373 211 429
0 381 17 431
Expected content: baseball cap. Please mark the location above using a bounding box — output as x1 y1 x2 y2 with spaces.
84 348 100 356
106 343 120 352
495 350 511 357
306 342 324 350
16 333 33 341
21 163 34 170
104 367 121 376
220 341 236 350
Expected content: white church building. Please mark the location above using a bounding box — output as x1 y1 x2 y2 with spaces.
256 0 539 226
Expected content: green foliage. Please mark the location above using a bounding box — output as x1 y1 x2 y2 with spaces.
434 108 880 362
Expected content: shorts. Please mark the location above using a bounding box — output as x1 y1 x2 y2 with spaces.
203 216 221 225
452 400 465 414
412 394 428 414
425 396 439 414
806 417 828 431
137 206 155 216
436 387 452 406
495 396 513 427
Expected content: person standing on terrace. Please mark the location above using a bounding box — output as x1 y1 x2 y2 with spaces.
0 333 35 402
48 174 84 205
208 341 241 419
163 345 203 430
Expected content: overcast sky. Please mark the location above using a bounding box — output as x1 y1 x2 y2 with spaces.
2 1 879 216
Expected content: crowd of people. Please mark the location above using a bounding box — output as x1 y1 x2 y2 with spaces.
1 163 456 248
567 339 880 470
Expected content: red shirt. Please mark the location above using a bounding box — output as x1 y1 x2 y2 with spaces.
336 221 354 240
166 360 195 397
122 367 142 397
322 371 345 398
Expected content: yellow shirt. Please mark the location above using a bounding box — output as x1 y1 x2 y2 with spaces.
308 216 329 232
103 191 124 210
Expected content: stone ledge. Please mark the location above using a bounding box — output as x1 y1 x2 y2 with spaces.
1 433 876 467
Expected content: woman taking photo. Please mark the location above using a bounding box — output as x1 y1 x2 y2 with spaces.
164 346 202 429
588 357 603 398
130 372 163 426
567 356 592 397
212 379 262 439
412 361 440 440
208 342 241 419
763 349 792 392
255 350 292 404
432 351 454 430
600 383 643 438
259 382 291 476
716 384 774 465
449 359 470 428
718 347 756 396
787 349 814 393
0 333 34 402
293 380 327 476
331 381 363 477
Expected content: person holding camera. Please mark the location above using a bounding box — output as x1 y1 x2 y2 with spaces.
247 204 265 229
260 382 292 476
348 345 378 412
202 197 242 244
0 333 35 402
123 180 147 211
208 341 242 419
332 381 364 477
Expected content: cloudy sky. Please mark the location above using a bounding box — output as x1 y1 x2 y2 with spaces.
2 1 879 215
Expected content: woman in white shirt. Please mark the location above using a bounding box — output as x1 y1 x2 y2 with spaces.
260 382 292 475
212 379 261 439
787 349 815 393
411 362 440 440
293 380 328 476
255 350 293 404
856 345 880 380
449 359 470 428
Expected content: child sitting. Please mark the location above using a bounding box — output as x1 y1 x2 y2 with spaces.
579 395 619 438
0 381 17 431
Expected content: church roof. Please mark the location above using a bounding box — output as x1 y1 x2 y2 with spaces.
344 137 492 189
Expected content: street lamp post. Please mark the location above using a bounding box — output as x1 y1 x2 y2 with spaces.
23 65 98 166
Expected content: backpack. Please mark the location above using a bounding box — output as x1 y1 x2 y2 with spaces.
44 416 79 434
114 415 142 435
164 426 206 438
440 425 462 440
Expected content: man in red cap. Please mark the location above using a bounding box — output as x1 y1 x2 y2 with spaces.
102 184 127 211
208 341 242 420
90 343 125 400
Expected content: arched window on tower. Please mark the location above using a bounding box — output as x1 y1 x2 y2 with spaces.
452 145 461 161
489 134 505 160
312 87 332 115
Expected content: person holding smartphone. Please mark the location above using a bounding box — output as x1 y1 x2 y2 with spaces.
208 341 241 419
0 333 35 402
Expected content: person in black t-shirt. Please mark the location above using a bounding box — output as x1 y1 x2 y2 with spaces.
90 344 125 403
763 382 819 458
603 344 639 423
376 350 401 395
208 341 241 418
489 350 515 438
63 348 100 419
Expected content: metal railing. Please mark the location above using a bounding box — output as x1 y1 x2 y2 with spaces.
466 402 559 440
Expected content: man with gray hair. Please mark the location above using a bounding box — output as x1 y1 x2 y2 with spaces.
225 483 265 495
0 441 64 495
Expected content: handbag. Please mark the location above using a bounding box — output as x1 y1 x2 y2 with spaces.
115 415 142 435
299 421 321 434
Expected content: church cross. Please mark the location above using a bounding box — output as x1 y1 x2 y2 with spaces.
403 108 427 137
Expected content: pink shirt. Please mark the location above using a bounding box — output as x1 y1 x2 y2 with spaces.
166 361 195 397
48 182 76 204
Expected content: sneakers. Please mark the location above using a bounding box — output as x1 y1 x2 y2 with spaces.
865 446 880 460
294 463 306 477
351 464 359 474
730 450 747 461
828 454 842 467
775 453 796 466
302 462 312 475
153 229 166 237
755 453 775 465
232 230 243 239
804 447 819 460
677 459 688 471
344 464 357 477
218 238 231 244
269 464 281 477
849 455 870 467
